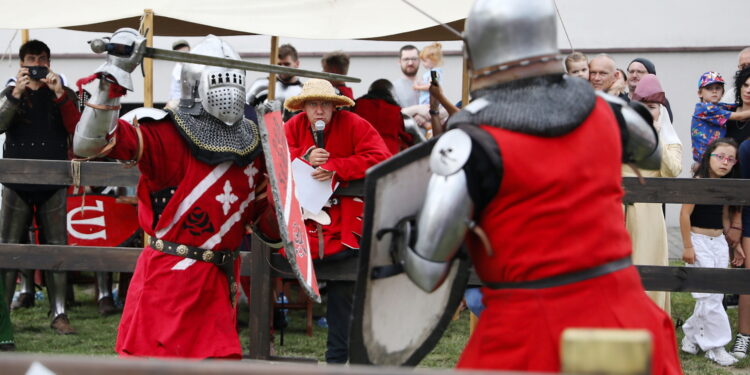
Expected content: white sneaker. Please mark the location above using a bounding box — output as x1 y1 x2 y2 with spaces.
681 337 699 355
731 333 750 359
705 347 739 366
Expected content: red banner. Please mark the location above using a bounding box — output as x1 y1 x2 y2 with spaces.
66 194 139 247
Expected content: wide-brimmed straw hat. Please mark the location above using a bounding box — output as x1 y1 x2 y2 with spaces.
284 79 355 111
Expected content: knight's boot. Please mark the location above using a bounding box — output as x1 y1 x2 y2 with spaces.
10 270 35 310
96 272 118 316
46 271 75 335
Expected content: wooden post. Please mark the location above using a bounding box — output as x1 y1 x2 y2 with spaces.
461 55 470 106
140 9 154 108
268 36 279 101
561 328 652 375
20 29 29 44
248 236 272 359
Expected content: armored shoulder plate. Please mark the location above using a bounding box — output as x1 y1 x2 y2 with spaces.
430 129 472 176
596 91 661 170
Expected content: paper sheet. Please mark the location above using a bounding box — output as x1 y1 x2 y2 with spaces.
291 158 338 214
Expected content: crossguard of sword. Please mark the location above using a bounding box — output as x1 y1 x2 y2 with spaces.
88 38 361 83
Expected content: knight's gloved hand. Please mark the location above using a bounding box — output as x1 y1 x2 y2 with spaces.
94 28 146 91
258 99 282 115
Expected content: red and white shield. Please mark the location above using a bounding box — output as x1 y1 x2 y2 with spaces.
257 108 321 303
66 194 139 247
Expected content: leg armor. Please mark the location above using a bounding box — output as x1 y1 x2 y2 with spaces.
36 189 69 319
0 188 33 307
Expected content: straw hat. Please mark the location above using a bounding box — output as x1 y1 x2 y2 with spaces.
284 79 355 111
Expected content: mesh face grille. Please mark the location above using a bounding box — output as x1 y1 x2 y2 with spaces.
206 86 245 120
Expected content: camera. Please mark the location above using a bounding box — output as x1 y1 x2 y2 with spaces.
25 66 48 80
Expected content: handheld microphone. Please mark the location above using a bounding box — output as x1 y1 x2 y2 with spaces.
314 120 326 148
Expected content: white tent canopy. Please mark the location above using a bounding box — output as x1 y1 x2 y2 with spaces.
0 0 469 41
0 0 747 48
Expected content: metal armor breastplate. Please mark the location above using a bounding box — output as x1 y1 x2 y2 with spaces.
448 74 596 137
169 108 262 166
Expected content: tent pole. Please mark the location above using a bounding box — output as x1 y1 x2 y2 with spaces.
268 36 279 101
21 30 29 44
141 9 154 108
461 54 470 106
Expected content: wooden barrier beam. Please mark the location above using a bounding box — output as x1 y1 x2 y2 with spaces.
0 352 531 375
622 177 750 205
0 159 139 187
3 243 750 294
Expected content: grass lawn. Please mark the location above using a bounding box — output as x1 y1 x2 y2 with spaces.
5 279 750 373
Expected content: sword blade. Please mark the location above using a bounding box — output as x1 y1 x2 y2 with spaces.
144 46 361 83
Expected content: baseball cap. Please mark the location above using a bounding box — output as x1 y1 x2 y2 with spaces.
698 71 725 89
172 39 189 51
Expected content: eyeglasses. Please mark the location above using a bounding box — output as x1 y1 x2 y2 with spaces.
400 57 419 62
710 153 738 164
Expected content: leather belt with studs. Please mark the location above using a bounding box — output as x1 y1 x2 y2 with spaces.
150 237 237 265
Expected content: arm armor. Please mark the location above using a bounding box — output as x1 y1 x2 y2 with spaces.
72 78 121 158
598 91 662 170
0 88 18 134
401 129 475 292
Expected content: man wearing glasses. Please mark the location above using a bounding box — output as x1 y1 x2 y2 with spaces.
393 45 420 108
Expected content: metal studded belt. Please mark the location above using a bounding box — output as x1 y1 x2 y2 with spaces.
484 256 632 290
150 237 237 265
150 237 239 306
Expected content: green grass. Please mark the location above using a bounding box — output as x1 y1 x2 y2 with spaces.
7 281 750 373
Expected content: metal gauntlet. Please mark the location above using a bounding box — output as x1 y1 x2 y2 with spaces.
73 78 121 157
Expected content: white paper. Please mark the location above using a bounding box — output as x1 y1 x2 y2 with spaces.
291 158 338 214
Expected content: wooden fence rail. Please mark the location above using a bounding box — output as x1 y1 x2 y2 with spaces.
2 159 750 360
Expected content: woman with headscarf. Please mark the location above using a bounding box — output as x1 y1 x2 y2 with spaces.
624 74 683 315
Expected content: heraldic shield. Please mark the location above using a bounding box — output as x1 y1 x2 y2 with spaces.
349 139 470 366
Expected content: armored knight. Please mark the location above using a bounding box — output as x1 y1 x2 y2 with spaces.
74 29 278 358
352 1 683 373
0 39 80 336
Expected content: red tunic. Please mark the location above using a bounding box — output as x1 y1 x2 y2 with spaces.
457 98 682 374
108 116 268 359
285 110 390 257
354 98 413 155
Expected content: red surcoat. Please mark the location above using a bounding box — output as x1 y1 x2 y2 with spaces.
354 98 413 155
457 98 682 374
109 116 267 359
285 110 390 257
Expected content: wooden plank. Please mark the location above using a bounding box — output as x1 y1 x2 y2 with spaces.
7 243 750 294
0 352 532 375
637 265 750 294
622 177 750 205
248 237 272 360
0 159 139 187
561 329 651 375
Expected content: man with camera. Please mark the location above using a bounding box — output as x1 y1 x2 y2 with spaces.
0 40 80 335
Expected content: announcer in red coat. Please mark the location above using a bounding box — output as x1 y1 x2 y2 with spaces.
284 79 390 363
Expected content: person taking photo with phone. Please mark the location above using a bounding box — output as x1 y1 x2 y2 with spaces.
0 39 80 336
